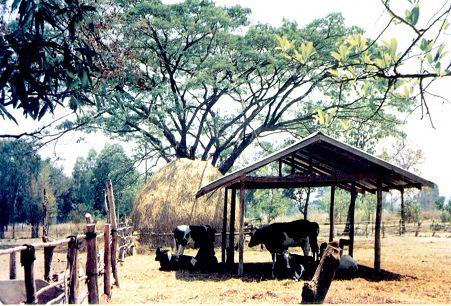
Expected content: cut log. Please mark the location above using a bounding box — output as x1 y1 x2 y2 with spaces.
301 242 341 304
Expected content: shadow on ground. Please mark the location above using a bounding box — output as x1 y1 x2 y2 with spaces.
173 262 413 283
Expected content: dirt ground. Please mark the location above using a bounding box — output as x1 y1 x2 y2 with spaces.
0 234 449 304
108 235 451 304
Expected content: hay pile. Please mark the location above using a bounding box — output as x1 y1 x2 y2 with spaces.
132 158 225 235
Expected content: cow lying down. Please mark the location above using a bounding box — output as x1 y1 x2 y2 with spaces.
335 255 358 280
273 251 305 281
155 247 218 271
155 247 197 271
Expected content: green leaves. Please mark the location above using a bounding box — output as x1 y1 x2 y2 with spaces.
1 0 98 121
382 38 398 56
294 41 316 64
405 4 420 26
275 35 294 51
313 108 336 127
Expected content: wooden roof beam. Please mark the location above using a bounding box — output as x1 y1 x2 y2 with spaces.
288 154 374 194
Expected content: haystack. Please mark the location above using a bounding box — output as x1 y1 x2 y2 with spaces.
132 158 226 234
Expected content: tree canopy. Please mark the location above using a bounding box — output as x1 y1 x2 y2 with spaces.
1 0 450 175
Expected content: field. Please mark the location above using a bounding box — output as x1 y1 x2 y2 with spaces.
109 235 451 304
1 224 449 304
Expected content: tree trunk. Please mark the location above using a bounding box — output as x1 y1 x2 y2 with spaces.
42 188 50 238
0 224 4 239
31 223 39 238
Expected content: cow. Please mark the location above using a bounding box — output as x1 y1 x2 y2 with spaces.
248 219 320 260
335 255 358 280
273 251 305 280
194 244 218 271
155 247 197 271
173 224 216 255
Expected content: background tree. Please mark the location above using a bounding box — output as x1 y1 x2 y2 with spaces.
70 144 142 220
0 140 41 237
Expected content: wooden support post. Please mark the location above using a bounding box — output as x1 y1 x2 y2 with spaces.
329 185 335 242
86 224 99 304
21 245 36 304
278 160 282 176
400 188 405 235
43 244 55 282
67 236 79 304
9 252 17 279
106 180 120 288
301 242 341 304
349 183 357 257
104 224 112 300
290 154 295 174
221 188 228 264
227 188 236 266
415 221 421 237
238 182 245 276
374 181 383 273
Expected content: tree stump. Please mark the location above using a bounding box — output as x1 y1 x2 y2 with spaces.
301 242 341 304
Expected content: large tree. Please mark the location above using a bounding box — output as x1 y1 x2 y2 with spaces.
1 0 450 175
68 0 412 174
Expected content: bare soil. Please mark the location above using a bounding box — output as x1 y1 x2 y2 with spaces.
108 235 451 304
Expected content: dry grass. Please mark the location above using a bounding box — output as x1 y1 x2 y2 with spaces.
109 235 451 304
132 158 227 234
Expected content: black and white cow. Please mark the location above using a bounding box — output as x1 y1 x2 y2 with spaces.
273 251 305 280
155 247 197 271
248 219 320 260
173 224 216 255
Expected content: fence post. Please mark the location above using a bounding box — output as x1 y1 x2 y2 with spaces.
415 221 421 237
21 244 37 304
67 236 79 304
104 224 112 300
43 237 55 282
106 180 120 287
86 224 99 304
9 252 17 279
301 242 341 304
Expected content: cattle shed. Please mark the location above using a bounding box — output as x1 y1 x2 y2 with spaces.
195 131 435 275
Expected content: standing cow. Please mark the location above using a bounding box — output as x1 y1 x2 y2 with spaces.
248 219 320 276
173 224 216 255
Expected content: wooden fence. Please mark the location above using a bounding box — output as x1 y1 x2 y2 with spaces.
0 223 134 304
138 220 450 248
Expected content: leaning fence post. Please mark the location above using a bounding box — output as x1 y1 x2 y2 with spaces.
106 180 120 287
21 244 37 304
85 224 99 304
301 242 341 304
67 236 79 304
9 252 17 279
104 224 112 299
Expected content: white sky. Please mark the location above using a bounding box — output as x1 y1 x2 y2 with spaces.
1 0 450 197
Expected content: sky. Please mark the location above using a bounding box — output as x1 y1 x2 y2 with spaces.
1 0 451 197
